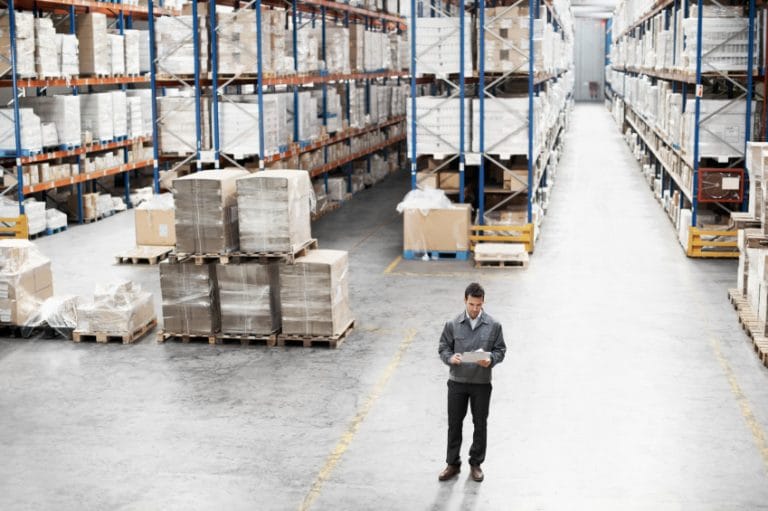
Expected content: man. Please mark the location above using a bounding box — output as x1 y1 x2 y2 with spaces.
437 282 506 483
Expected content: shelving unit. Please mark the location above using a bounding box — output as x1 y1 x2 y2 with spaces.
0 0 163 226
408 0 574 252
607 0 763 257
148 0 408 196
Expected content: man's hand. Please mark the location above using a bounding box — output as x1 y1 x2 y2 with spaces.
477 359 491 368
450 353 462 365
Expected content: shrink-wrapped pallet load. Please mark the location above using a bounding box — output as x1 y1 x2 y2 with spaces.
35 18 59 78
80 92 114 142
123 29 141 75
236 169 313 253
0 240 54 326
77 13 109 76
217 263 281 335
173 169 249 254
56 34 79 78
20 95 82 148
0 10 35 78
160 262 220 335
279 249 353 337
76 280 155 335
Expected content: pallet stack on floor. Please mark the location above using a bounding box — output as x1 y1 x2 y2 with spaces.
158 169 354 348
728 142 768 367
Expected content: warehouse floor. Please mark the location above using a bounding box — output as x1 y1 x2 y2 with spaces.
1 103 768 510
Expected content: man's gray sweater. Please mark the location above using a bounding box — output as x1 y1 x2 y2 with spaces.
438 311 506 384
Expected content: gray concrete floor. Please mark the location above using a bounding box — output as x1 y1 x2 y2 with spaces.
1 103 767 510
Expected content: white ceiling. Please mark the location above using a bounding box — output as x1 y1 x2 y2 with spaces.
571 0 619 19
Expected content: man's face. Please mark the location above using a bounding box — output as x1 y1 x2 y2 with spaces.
465 295 484 319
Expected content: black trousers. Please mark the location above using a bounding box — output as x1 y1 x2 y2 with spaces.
446 380 493 467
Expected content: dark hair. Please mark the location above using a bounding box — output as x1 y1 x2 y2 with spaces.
465 282 485 299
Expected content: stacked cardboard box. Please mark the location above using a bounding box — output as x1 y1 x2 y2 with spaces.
124 29 141 75
173 169 248 254
111 91 128 139
327 26 351 74
76 280 155 334
158 95 211 154
264 10 287 74
0 240 53 325
217 10 258 75
108 34 125 75
160 262 220 335
237 170 312 252
155 15 209 76
218 95 281 157
402 201 472 254
0 10 35 78
217 263 281 335
407 98 471 156
0 108 43 154
127 90 153 137
126 97 144 139
57 34 79 78
279 249 353 337
80 93 114 142
139 30 151 73
414 17 472 76
77 13 109 76
20 95 82 148
35 18 59 78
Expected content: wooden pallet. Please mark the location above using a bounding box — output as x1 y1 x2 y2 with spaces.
727 289 768 367
169 238 318 265
216 332 279 347
73 318 157 344
156 331 218 344
277 320 354 349
475 259 529 269
115 245 173 265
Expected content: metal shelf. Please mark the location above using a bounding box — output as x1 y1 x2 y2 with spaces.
310 134 405 177
155 71 409 87
1 137 152 165
612 66 757 85
615 0 675 40
0 75 150 88
12 0 177 18
22 159 154 195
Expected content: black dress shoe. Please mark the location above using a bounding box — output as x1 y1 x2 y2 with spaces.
438 464 460 481
470 464 484 482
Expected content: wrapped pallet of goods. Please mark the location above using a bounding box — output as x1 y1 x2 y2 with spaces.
279 249 354 338
236 169 313 253
0 10 35 78
135 193 176 247
123 29 141 76
35 18 59 79
56 34 80 78
77 13 109 76
80 93 114 143
74 280 156 343
0 240 54 326
217 263 281 336
0 107 43 154
173 169 249 254
20 95 82 148
397 189 472 259
157 95 211 154
159 262 220 336
155 15 209 76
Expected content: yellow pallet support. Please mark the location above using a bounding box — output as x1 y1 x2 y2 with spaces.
0 215 29 240
686 227 738 258
470 224 535 254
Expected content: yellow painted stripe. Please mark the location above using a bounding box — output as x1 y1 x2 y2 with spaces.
383 255 402 274
710 337 768 474
298 328 418 511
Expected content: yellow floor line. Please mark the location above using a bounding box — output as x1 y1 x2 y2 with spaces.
383 255 402 274
298 328 418 511
710 336 768 475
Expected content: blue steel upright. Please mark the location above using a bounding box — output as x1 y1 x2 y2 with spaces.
409 0 417 190
478 0 485 223
691 0 703 227
256 0 267 169
744 0 756 212
209 0 220 168
7 0 25 215
527 0 534 223
458 0 465 203
148 0 160 192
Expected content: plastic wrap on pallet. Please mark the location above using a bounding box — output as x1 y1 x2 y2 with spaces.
682 99 754 165
0 10 35 78
45 209 67 230
155 15 209 76
160 262 220 335
0 108 43 154
325 177 347 202
173 169 248 254
295 26 320 73
76 280 155 334
471 96 541 157
158 94 211 154
126 97 143 140
138 30 151 74
237 170 313 253
0 240 53 326
22 199 45 235
35 18 59 78
123 29 141 76
77 13 109 76
349 23 365 72
279 249 353 337
217 10 258 75
56 34 79 78
108 34 125 76
41 123 58 148
326 26 350 74
127 89 152 137
287 91 320 143
414 17 472 76
407 98 470 156
20 95 82 148
264 9 286 74
218 95 280 157
24 295 79 332
80 93 114 142
217 263 281 335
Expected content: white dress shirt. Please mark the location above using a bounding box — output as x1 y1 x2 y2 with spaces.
467 310 483 330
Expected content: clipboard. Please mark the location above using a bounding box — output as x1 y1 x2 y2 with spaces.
461 351 491 363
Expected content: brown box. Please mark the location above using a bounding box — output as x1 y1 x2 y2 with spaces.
403 203 472 252
135 208 176 246
439 172 461 190
160 262 220 335
504 170 529 192
0 252 53 325
416 171 437 189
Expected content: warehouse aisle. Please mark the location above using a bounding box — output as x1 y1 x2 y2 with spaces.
1 104 768 510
